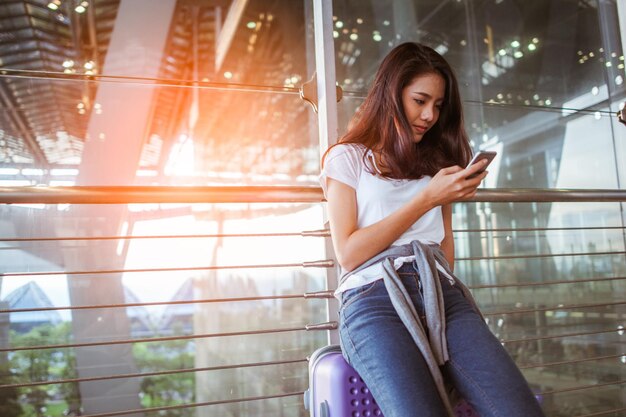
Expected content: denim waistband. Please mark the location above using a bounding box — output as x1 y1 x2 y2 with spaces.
396 262 418 275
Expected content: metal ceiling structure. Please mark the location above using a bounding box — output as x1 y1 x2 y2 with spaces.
2 0 620 185
0 0 122 167
0 0 313 183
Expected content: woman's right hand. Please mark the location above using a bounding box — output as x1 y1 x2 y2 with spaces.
422 159 489 207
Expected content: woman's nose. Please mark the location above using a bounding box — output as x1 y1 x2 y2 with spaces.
421 106 434 122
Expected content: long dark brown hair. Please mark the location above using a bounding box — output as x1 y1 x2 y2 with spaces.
324 42 472 179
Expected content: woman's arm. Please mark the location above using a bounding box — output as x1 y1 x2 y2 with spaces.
326 161 488 271
326 178 433 271
440 204 454 271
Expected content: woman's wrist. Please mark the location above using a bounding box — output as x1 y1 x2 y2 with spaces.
419 188 438 210
413 191 437 214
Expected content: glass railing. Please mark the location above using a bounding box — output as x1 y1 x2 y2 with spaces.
0 186 624 417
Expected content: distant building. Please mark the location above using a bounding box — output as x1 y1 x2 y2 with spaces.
158 278 194 335
124 286 155 337
3 281 61 333
2 281 158 337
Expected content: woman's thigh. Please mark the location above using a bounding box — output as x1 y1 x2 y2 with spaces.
339 275 447 417
441 278 545 417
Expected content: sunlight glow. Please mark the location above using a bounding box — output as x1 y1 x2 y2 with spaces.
165 134 195 176
122 206 325 317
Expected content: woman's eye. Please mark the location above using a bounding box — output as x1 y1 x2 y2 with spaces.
414 99 425 105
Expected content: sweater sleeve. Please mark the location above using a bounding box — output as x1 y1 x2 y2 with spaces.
319 144 362 198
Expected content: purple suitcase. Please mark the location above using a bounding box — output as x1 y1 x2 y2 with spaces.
304 345 479 417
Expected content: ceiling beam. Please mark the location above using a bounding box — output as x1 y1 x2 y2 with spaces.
215 0 248 72
0 80 48 167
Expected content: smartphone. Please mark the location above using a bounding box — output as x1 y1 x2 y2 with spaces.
466 151 497 179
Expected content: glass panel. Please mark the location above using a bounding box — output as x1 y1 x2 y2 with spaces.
1 77 318 185
545 383 625 417
332 1 625 415
454 200 626 414
333 0 623 188
0 0 319 186
0 1 327 416
0 201 329 417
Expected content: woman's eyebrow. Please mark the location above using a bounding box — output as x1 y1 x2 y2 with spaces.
412 91 444 101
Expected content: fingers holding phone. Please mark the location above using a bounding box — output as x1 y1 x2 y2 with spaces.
455 151 496 201
426 152 497 205
464 159 489 182
465 151 497 180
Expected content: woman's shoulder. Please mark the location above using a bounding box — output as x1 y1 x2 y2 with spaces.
326 143 367 163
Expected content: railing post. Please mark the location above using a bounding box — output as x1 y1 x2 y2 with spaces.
313 0 340 345
312 0 339 158
616 0 626 66
611 1 626 304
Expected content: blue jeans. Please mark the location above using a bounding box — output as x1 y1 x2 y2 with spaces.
339 262 545 417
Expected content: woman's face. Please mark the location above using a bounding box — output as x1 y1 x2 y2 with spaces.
401 72 445 143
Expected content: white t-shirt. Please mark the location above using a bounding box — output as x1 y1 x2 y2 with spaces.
319 143 447 296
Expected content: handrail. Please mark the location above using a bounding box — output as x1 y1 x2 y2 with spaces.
0 68 302 95
0 275 623 315
2 252 622 277
2 353 620 390
0 358 310 389
76 391 307 417
1 259 335 277
473 188 626 202
540 380 625 396
483 301 626 317
0 185 324 204
576 407 626 417
0 229 331 242
517 353 624 370
501 328 622 345
0 321 338 352
1 186 626 204
0 225 623 242
0 291 335 314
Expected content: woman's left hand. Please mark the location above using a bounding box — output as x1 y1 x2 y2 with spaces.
422 160 488 207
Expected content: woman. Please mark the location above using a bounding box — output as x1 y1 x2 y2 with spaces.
320 43 544 417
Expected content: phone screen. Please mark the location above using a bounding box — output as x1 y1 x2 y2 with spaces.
467 151 497 179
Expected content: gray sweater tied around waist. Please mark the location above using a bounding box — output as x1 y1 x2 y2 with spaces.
341 240 484 417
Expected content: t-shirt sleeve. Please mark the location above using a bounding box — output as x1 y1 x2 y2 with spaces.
319 144 362 198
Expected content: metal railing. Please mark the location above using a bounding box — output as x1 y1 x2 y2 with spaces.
1 186 625 417
2 185 626 204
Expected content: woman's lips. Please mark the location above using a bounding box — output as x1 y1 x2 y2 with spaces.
413 125 428 133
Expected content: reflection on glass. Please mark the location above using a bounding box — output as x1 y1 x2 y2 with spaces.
331 1 625 416
0 202 329 417
1 1 625 416
0 0 318 185
1 2 324 415
332 0 624 177
451 200 626 416
333 0 624 102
